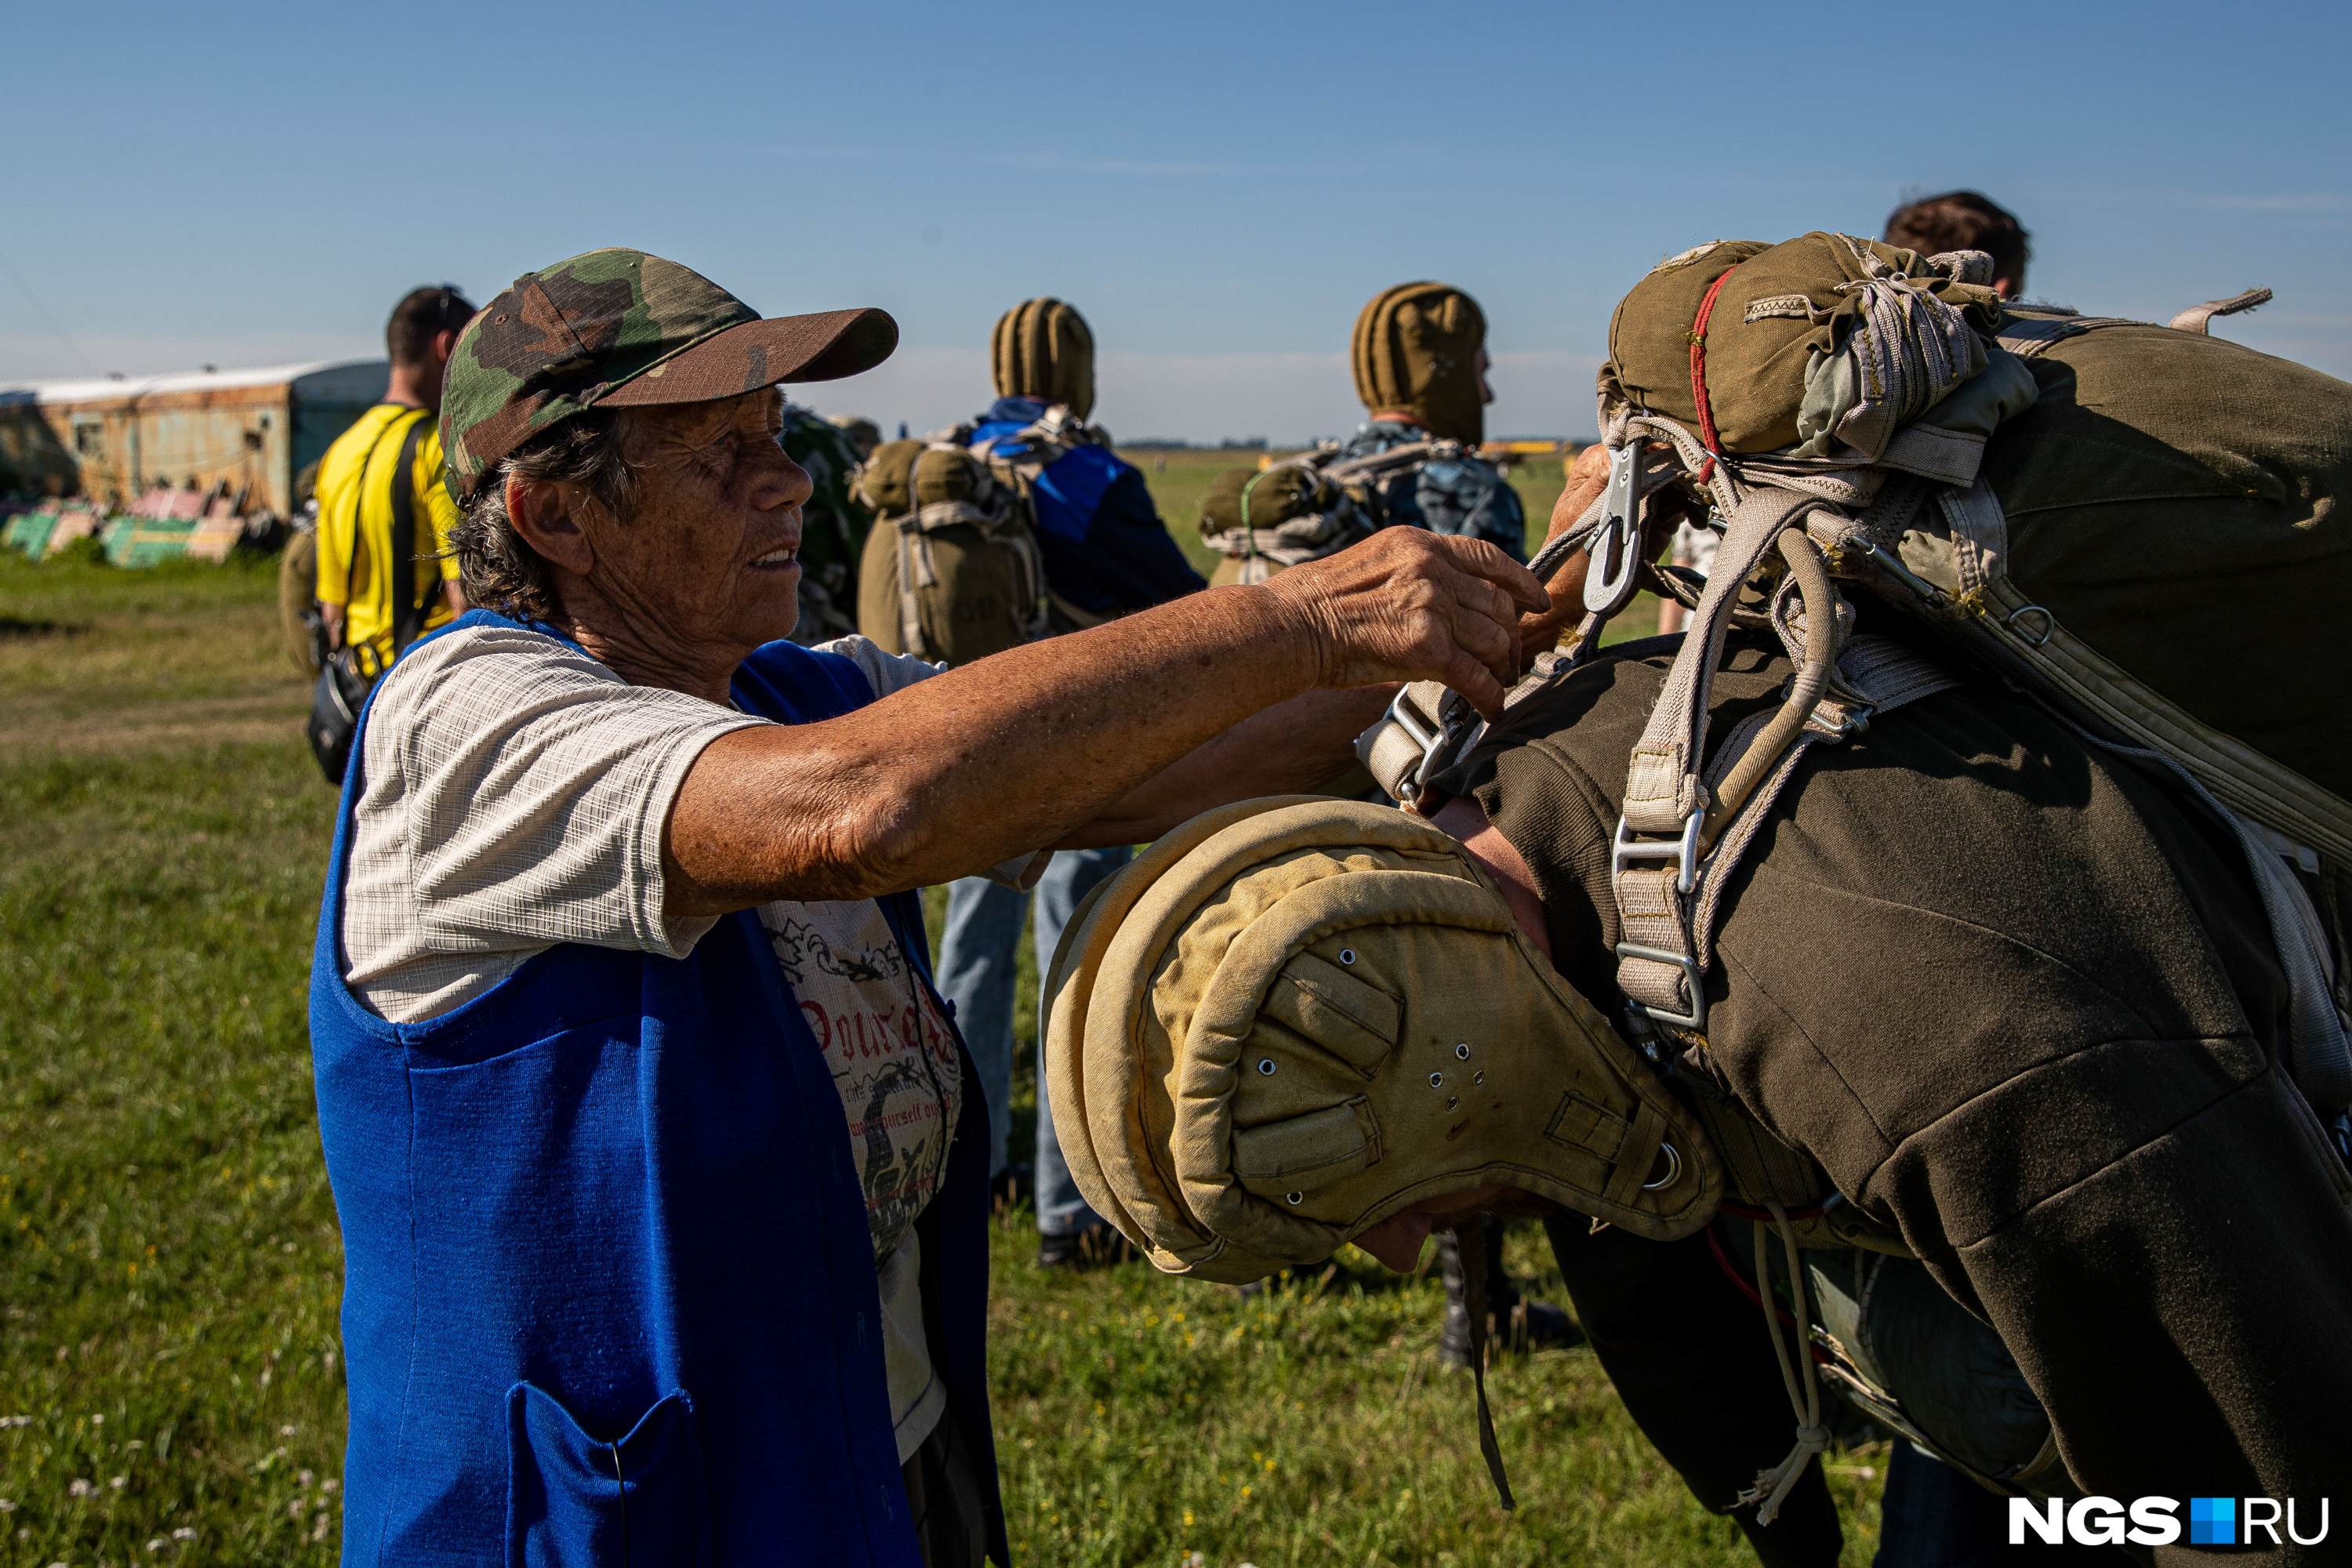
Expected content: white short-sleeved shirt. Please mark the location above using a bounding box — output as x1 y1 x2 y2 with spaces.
338 622 1033 1461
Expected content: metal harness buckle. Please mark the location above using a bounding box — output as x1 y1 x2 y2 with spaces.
1612 808 1709 1030
1616 942 1710 1032
1583 445 1645 615
1610 809 1703 895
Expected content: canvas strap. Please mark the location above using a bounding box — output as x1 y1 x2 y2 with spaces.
1454 1221 1515 1512
2169 287 2273 336
384 412 431 657
1613 633 1963 1033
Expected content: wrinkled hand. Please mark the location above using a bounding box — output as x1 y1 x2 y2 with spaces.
1262 528 1549 719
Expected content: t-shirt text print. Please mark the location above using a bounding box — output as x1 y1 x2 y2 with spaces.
763 898 961 1257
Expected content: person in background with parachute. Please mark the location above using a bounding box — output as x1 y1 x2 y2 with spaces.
1050 233 2352 1566
858 296 1205 1264
1200 281 1525 589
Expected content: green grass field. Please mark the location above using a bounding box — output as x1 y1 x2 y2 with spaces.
0 511 1873 1566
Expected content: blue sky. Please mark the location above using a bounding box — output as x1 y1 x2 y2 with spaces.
4 0 2346 441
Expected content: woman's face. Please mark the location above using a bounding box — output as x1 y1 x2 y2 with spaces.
572 388 815 655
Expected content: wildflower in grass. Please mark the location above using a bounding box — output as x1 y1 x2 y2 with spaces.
0 1499 10 1512
171 1529 194 1540
110 1476 125 1489
147 1540 166 1553
68 1477 92 1497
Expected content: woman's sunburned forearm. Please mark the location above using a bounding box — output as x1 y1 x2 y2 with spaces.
664 585 1308 913
1056 684 1396 850
661 527 1548 916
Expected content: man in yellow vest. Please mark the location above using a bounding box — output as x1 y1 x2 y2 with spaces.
315 285 476 669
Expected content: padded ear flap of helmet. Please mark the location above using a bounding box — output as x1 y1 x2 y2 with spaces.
1045 799 1722 1287
1042 797 1329 1265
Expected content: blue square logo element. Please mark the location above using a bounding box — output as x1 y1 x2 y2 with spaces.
2190 1497 2236 1546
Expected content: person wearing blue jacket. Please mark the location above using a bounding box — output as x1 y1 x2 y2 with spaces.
938 298 1207 1266
310 248 1546 1568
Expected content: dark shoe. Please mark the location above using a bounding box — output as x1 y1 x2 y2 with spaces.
1035 1221 1134 1269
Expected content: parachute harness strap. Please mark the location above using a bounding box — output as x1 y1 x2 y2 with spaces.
1456 1221 1517 1511
1737 1198 1828 1526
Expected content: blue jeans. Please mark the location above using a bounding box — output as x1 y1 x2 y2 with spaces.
935 846 1131 1236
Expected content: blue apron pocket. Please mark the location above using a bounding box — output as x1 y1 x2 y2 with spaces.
506 1382 711 1568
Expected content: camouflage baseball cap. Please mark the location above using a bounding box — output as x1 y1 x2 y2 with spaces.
440 248 898 499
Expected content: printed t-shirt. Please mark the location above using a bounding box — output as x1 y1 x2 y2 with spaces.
339 622 1042 1460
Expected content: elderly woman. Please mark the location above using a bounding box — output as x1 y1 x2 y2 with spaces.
307 249 1545 1568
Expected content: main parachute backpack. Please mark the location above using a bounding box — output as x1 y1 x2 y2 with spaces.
854 436 1049 666
1359 231 2352 1133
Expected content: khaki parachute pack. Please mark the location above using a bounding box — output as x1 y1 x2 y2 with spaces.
1357 230 2352 1125
1044 795 1718 1286
855 432 1049 666
855 403 1138 662
1197 439 1472 585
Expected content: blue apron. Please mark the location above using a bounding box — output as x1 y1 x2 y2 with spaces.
308 609 1002 1566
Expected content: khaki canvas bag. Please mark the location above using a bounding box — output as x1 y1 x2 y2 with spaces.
1196 439 1470 584
854 437 1048 666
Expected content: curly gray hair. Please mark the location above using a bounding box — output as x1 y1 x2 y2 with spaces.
447 412 639 624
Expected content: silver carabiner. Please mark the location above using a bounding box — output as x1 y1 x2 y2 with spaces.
1584 444 1645 615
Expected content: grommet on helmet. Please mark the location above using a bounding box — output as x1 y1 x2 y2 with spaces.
1043 797 1722 1285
